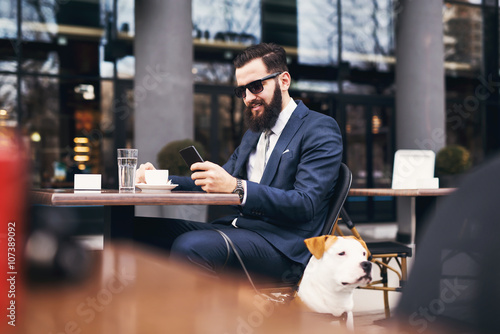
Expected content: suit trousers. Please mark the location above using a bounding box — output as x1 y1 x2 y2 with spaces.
133 217 303 284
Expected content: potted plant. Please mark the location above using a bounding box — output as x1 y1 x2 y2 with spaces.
435 145 472 188
156 139 208 221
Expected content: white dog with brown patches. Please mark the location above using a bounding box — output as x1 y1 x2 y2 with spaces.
296 235 372 330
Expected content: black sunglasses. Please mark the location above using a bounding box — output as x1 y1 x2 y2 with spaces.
234 72 282 98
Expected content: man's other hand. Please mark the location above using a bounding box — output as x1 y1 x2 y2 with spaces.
136 162 156 184
191 161 237 193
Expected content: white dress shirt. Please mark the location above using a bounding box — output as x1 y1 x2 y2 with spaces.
242 98 297 205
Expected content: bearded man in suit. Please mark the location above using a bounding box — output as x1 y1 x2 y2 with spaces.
135 43 343 283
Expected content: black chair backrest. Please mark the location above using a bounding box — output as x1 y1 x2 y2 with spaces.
320 163 352 236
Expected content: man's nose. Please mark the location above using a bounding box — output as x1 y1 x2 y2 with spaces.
244 88 257 103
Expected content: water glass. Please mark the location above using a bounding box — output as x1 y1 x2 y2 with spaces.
117 149 138 191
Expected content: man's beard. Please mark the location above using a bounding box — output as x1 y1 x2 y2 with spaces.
244 84 282 133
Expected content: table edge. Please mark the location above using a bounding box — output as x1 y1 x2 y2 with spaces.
30 189 241 206
348 188 457 197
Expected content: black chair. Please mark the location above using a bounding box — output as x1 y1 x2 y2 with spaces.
258 163 352 299
320 163 353 236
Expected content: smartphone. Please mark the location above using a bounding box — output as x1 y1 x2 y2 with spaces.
179 145 204 168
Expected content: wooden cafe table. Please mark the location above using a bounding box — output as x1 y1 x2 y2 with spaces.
31 189 241 244
31 187 456 245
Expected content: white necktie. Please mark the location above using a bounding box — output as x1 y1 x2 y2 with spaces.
250 130 271 183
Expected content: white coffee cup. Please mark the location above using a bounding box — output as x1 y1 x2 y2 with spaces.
145 169 169 185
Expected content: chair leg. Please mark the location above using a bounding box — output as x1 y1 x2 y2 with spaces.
381 259 391 318
383 289 390 318
401 256 408 282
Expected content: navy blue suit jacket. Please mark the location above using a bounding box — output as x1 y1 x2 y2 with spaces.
171 100 343 266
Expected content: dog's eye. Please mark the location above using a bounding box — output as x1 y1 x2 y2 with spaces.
363 252 366 256
338 251 345 256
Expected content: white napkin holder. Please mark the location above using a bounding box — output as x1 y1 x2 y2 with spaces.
74 174 102 190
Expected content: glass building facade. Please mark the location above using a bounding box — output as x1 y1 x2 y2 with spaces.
1 0 498 221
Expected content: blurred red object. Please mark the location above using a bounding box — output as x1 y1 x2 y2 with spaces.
0 112 28 332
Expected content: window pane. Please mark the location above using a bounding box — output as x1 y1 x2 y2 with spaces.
341 0 395 71
99 44 134 79
64 79 103 175
298 0 395 70
194 93 212 159
117 0 134 37
21 0 59 42
100 79 116 186
0 0 17 39
445 97 485 164
0 74 17 116
194 62 234 85
20 75 60 187
218 94 244 161
99 44 114 78
371 106 393 188
443 3 482 77
342 81 395 95
345 103 396 222
21 0 103 53
21 50 60 74
192 0 260 44
345 104 367 188
292 80 338 93
117 55 134 79
61 40 101 76
297 0 339 65
116 0 134 78
194 93 244 164
19 1 101 75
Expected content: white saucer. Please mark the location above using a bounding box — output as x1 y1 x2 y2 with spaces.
136 183 178 192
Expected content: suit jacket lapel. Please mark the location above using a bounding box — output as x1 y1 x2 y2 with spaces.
260 101 308 185
232 131 260 178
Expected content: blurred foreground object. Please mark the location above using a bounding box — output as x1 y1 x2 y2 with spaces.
396 154 500 334
0 108 28 331
19 243 348 334
25 207 93 284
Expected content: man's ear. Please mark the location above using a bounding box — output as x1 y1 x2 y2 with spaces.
304 235 338 259
279 71 291 91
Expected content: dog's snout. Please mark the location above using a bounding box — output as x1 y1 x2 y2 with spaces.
361 261 372 273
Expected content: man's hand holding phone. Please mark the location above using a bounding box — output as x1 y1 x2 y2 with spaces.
191 161 237 194
179 145 236 193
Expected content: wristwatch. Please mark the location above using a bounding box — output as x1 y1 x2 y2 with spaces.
232 178 244 202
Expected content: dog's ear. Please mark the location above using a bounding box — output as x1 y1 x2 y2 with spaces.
304 235 337 259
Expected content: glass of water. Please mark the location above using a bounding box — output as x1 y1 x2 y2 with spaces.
117 148 138 191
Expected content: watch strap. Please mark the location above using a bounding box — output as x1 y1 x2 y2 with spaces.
232 178 244 202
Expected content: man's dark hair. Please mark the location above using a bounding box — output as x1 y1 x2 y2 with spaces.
233 43 288 73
